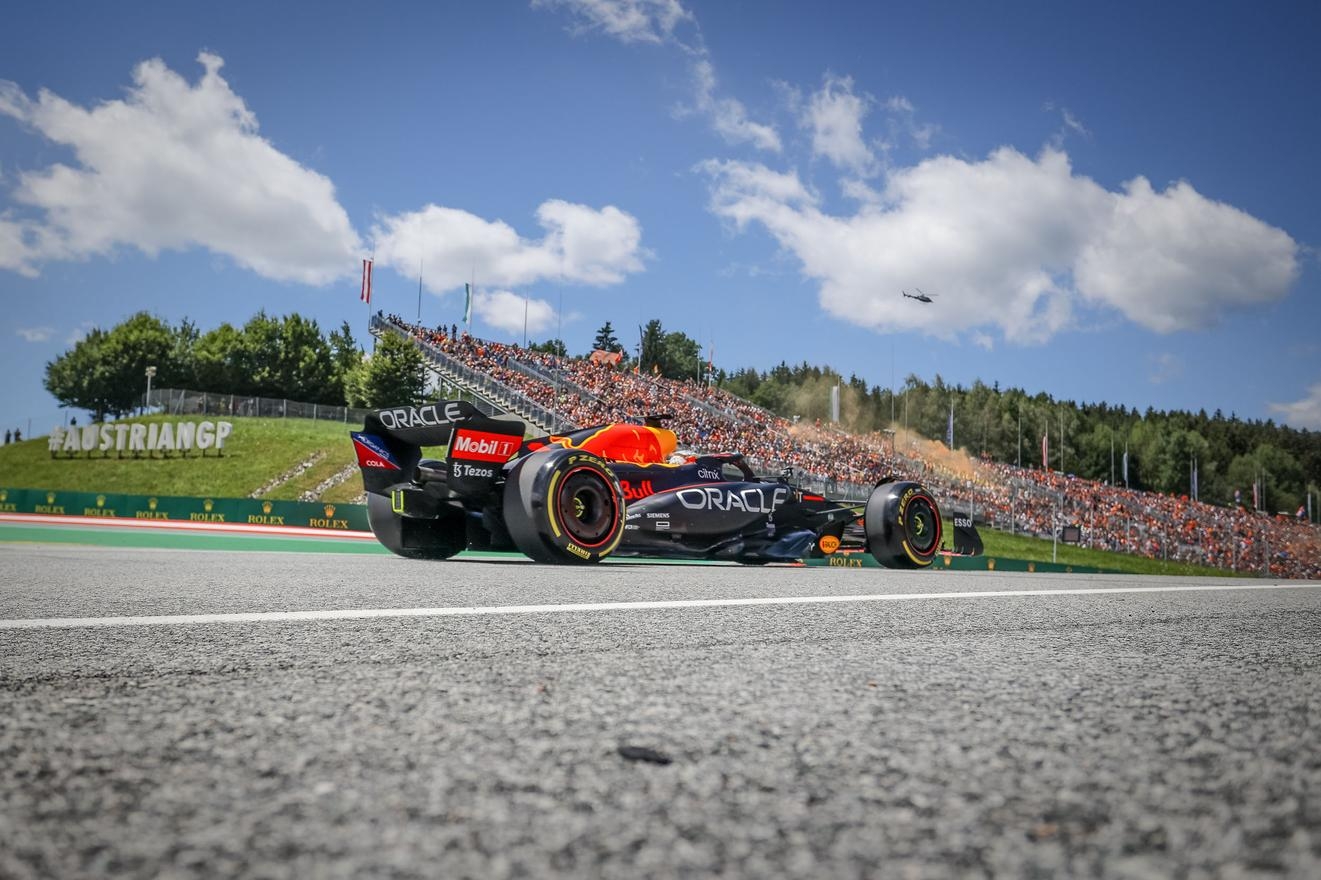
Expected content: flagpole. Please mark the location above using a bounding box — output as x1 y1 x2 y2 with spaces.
468 265 475 334
417 260 423 324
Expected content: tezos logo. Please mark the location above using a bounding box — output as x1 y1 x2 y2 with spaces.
451 462 496 479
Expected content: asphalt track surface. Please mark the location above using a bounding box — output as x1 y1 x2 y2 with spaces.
2 544 1320 879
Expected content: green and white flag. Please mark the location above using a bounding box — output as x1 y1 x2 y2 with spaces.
464 282 473 326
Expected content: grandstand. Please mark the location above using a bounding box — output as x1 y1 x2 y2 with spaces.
375 314 1321 580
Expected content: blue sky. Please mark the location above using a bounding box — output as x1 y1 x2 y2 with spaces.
2 0 1319 435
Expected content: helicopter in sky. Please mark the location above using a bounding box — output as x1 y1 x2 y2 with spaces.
901 288 937 303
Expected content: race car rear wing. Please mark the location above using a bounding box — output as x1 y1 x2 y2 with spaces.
351 400 525 496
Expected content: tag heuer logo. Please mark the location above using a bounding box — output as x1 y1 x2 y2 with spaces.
262 500 273 514
203 499 214 512
323 504 336 517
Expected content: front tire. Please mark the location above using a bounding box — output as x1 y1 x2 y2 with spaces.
503 448 625 564
367 492 467 560
864 480 942 569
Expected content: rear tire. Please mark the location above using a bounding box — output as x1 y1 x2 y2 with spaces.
864 480 942 569
503 447 625 564
367 492 467 560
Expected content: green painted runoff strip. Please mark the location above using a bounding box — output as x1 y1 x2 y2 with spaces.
0 522 391 554
0 521 736 564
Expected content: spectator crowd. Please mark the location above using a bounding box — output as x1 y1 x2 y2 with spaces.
384 315 1320 579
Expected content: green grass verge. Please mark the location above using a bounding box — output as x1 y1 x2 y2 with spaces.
0 416 361 501
968 520 1240 577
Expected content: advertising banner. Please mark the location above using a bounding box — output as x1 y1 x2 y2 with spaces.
0 487 368 532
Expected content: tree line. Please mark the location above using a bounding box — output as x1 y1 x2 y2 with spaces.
718 360 1319 514
44 311 428 421
541 319 1316 511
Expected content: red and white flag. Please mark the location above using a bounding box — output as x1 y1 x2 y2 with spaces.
360 258 373 304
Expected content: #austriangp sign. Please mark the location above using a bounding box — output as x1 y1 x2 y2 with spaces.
47 420 234 457
0 488 368 532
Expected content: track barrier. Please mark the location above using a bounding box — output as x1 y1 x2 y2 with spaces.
0 487 368 532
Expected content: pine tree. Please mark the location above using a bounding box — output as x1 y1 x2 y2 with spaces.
592 321 623 353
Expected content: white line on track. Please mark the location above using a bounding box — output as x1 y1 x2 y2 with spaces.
3 583 1318 630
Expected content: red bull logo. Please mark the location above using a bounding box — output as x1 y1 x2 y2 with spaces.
621 479 656 501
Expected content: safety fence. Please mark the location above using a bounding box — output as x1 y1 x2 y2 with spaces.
0 487 368 532
149 388 373 425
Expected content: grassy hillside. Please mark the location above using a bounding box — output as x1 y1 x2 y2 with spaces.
0 416 365 502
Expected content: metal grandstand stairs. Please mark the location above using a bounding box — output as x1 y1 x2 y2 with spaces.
369 316 571 434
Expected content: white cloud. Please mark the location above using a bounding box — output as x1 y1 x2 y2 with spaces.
691 60 781 153
371 199 647 293
700 146 1299 343
474 289 556 336
1044 103 1091 148
1147 352 1183 384
1268 382 1321 430
883 95 938 153
16 326 53 342
535 1 780 153
0 217 36 276
802 75 874 175
66 321 95 345
1075 177 1299 332
0 53 361 284
533 0 693 45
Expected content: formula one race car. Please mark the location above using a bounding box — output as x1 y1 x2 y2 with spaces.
351 400 956 568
